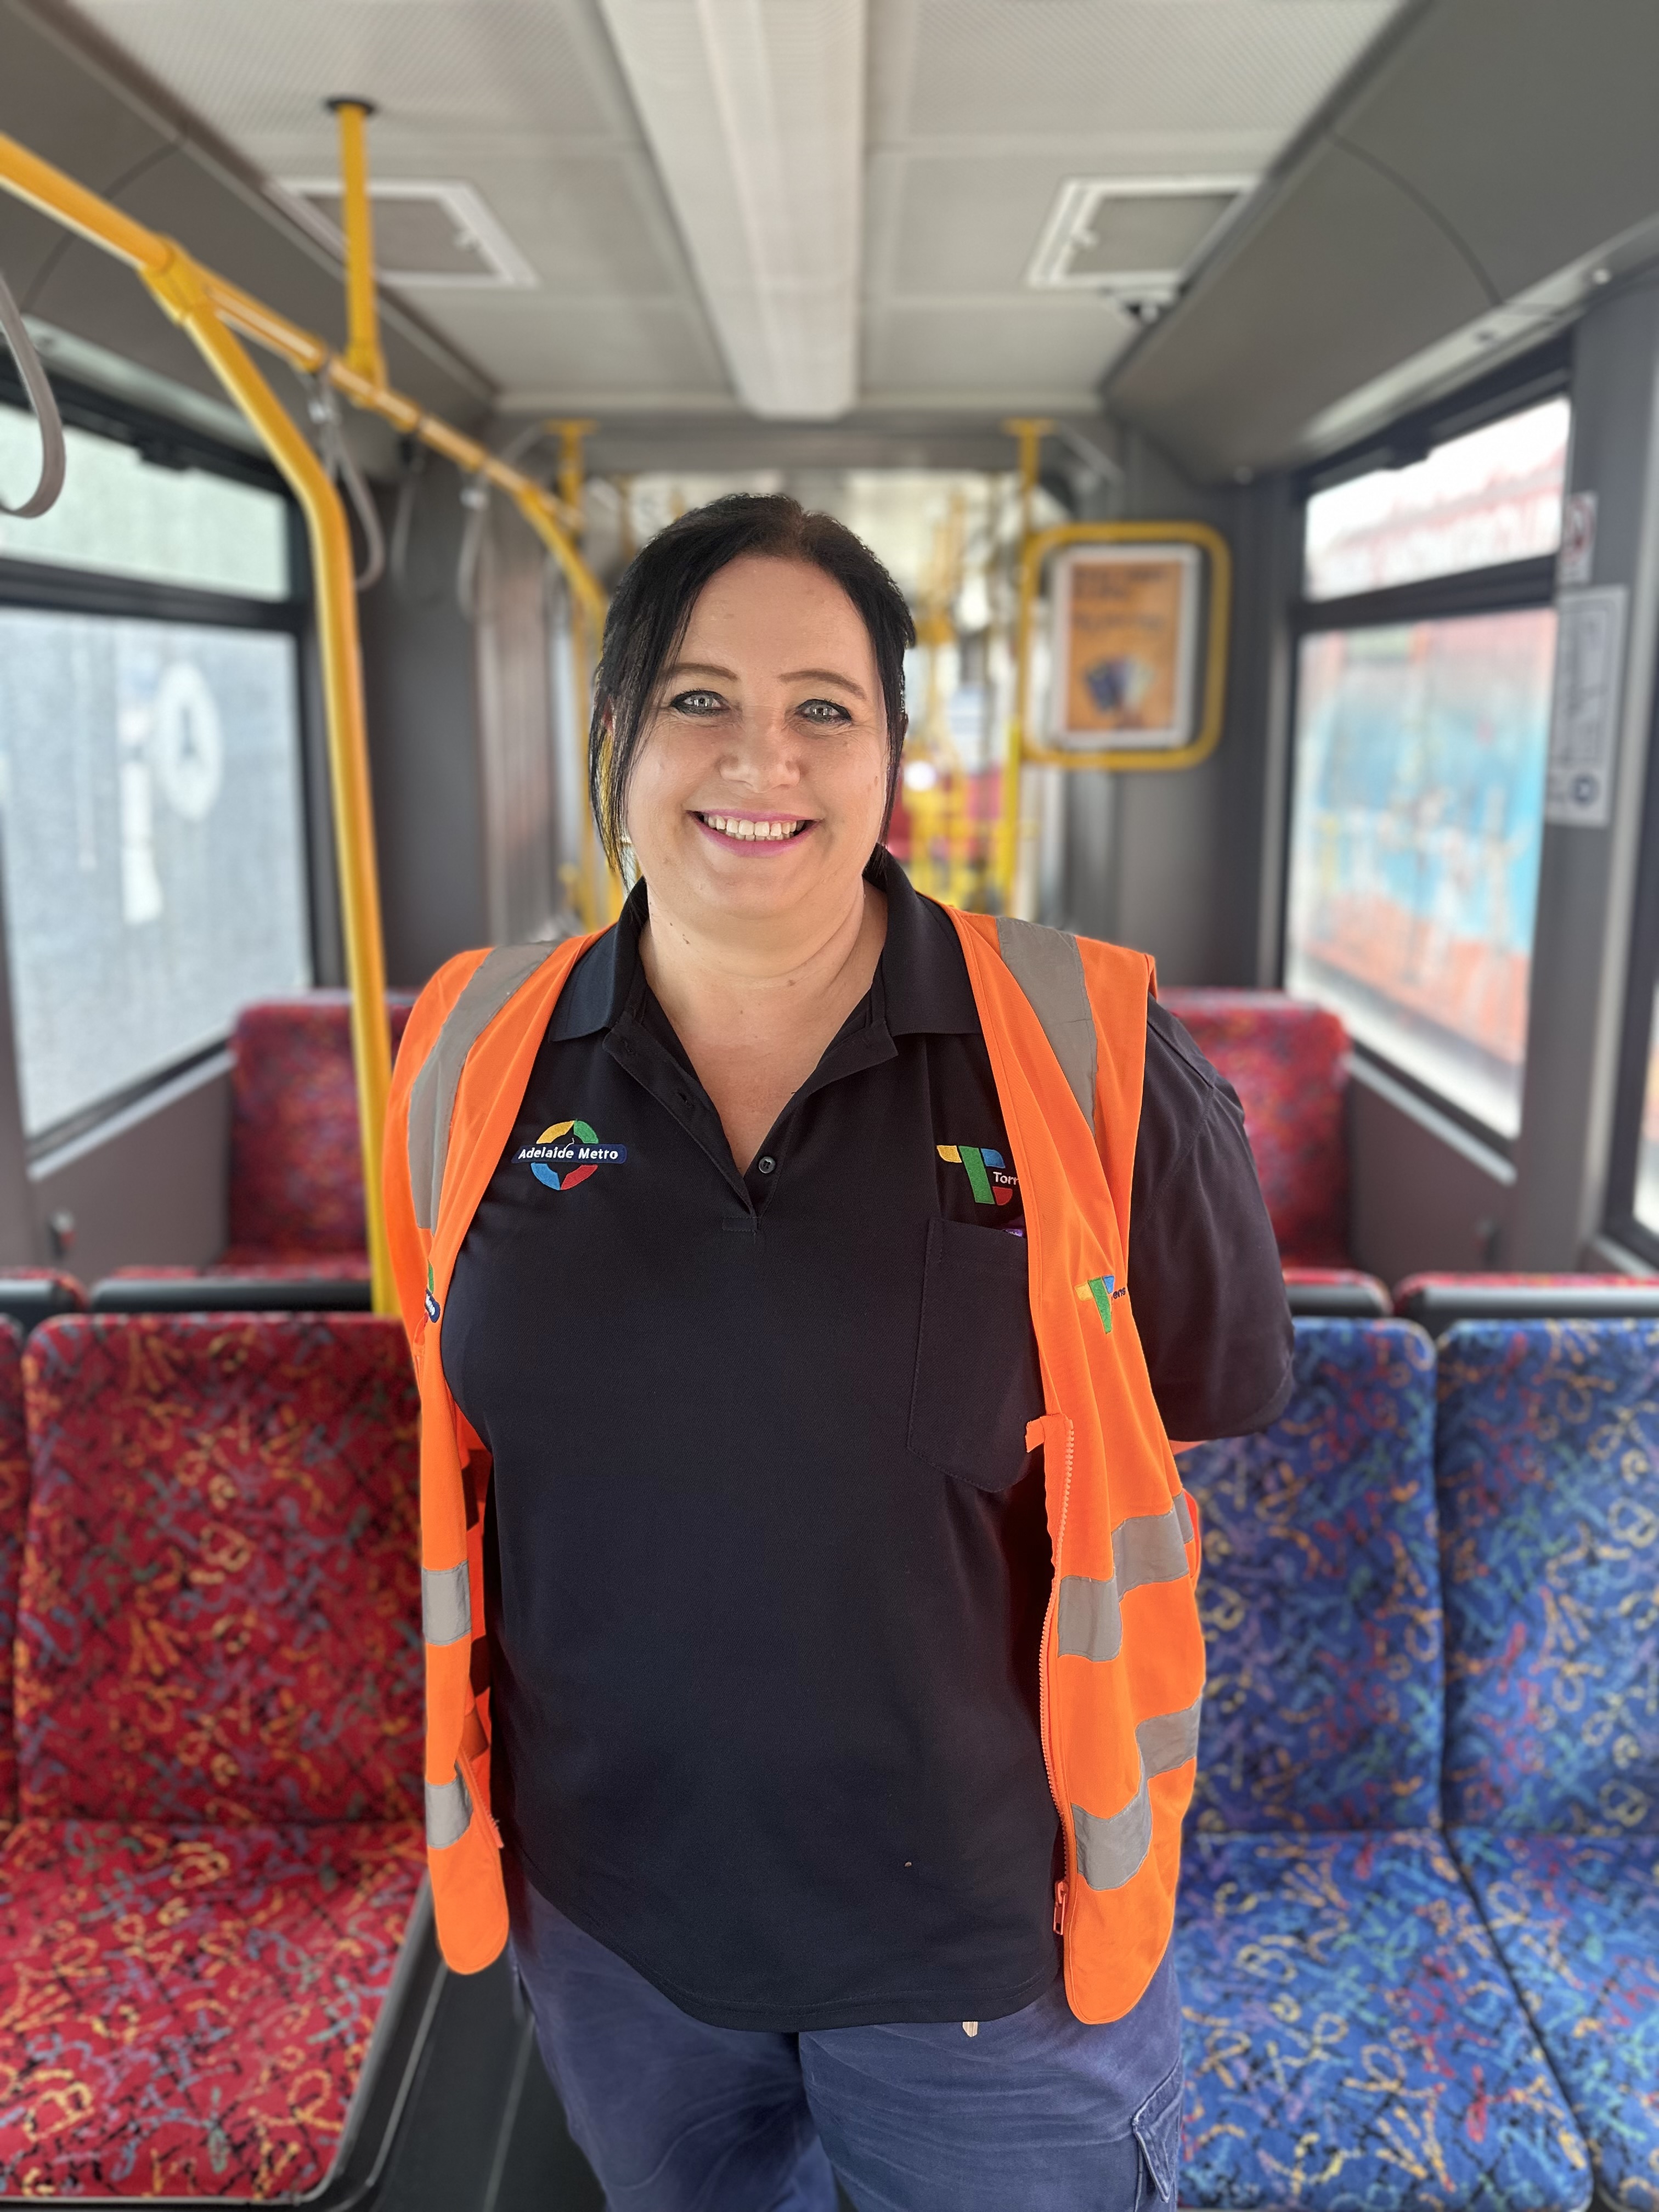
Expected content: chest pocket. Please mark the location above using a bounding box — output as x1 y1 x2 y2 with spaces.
907 1216 1044 1491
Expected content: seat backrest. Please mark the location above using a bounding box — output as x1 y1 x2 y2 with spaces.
1437 1319 1659 1833
1161 988 1350 1267
228 994 415 1257
15 1313 422 1825
1182 1317 1442 1831
0 1318 26 1822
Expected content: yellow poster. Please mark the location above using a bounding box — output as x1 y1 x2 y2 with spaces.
1049 545 1200 748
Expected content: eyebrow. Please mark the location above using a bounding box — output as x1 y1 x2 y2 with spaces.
665 659 870 702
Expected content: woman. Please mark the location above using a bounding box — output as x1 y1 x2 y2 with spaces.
386 495 1293 2212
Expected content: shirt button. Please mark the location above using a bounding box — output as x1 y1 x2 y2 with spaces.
757 1155 776 1175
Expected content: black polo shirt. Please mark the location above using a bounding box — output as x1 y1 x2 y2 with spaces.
442 859 1291 2032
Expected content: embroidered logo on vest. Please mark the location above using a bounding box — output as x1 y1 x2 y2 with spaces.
517 1119 628 1192
1080 1273 1127 1334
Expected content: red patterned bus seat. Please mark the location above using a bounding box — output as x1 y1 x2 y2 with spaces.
221 995 415 1276
1161 988 1350 1267
0 1321 25 1830
0 1313 424 2197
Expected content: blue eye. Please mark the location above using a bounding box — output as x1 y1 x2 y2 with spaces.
672 690 724 715
799 698 850 723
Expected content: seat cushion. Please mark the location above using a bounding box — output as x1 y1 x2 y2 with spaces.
1178 1831 1592 2211
16 1316 422 1825
1160 989 1350 1266
227 996 414 1261
0 1816 423 2197
1435 1319 1659 1832
1452 1829 1659 2212
1182 1320 1442 1832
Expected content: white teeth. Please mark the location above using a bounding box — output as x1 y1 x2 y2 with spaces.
704 814 803 842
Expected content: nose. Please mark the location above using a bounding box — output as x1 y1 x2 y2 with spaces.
718 697 802 793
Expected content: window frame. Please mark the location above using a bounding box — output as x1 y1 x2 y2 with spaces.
0 362 322 1155
1278 345 1574 1152
1599 654 1659 1263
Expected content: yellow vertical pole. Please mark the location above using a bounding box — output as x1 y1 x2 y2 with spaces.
328 99 386 390
997 418 1052 913
145 249 396 1314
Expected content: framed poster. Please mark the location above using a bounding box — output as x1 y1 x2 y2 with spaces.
1047 543 1201 750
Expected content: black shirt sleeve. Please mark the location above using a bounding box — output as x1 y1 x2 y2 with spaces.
1128 996 1295 1441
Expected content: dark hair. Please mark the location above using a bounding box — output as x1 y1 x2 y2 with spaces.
588 493 915 869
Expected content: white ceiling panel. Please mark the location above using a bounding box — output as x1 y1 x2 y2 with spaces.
74 0 635 142
462 297 731 403
888 0 1402 140
864 298 1137 401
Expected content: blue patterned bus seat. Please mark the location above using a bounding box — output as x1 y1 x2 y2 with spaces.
1437 1319 1659 2212
1186 1319 1442 1833
1176 1321 1593 2211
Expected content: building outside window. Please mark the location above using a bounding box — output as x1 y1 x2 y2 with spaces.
0 394 312 1143
1283 393 1571 1138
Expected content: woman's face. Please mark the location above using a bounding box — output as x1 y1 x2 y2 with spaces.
623 554 890 935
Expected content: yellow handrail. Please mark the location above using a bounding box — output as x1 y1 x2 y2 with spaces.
0 127 612 1309
329 99 386 389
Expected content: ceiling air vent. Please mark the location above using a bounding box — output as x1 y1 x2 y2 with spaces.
277 178 536 289
1026 178 1251 311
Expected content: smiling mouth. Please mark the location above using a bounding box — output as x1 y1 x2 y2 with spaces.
695 812 813 844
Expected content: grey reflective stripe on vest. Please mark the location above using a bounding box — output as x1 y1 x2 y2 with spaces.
1071 1696 1203 1892
1057 1493 1194 1664
408 943 557 1233
422 1561 472 1646
995 915 1098 1127
426 1764 472 1850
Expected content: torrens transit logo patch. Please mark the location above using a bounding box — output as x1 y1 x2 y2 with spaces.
1079 1273 1128 1334
517 1119 627 1192
938 1143 1018 1207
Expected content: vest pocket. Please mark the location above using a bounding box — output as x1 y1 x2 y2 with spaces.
907 1216 1043 1491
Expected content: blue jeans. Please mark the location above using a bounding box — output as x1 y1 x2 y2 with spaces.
507 1872 1184 2212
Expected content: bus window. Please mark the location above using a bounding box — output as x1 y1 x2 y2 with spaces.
1284 610 1558 1136
1284 395 1569 1139
0 402 308 1142
1302 396 1570 601
0 408 288 598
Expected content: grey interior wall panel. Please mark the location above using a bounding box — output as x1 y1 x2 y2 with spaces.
357 468 490 989
1056 445 1296 986
1509 275 1659 1266
1107 0 1659 479
1347 1062 1514 1283
28 1054 231 1279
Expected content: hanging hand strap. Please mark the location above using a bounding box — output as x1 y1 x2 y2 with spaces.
0 264 66 520
307 369 386 591
455 472 489 621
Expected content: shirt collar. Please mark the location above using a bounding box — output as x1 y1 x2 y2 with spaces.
545 849 980 1043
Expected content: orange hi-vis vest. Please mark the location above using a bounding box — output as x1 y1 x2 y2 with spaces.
383 905 1205 2024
